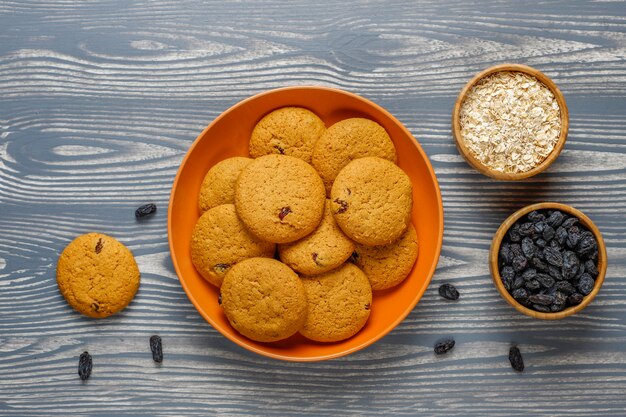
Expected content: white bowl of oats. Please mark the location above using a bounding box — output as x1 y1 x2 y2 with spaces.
452 64 569 180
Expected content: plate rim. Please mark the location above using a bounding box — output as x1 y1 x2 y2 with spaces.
168 85 444 362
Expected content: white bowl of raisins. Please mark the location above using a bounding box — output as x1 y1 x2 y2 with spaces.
490 202 607 320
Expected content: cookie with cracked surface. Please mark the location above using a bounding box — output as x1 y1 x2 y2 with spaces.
235 154 326 244
278 199 354 275
249 107 326 163
311 118 397 194
299 263 372 342
220 258 307 342
56 233 140 318
198 157 252 213
191 204 275 287
352 223 419 290
331 157 412 246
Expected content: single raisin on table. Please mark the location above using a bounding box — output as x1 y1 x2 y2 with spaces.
135 203 157 219
434 339 455 355
78 351 92 381
508 346 524 372
438 283 460 300
150 335 163 363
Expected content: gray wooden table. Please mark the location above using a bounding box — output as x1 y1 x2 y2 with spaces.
2 1 626 415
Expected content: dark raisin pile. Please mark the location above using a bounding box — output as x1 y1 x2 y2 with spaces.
498 209 599 313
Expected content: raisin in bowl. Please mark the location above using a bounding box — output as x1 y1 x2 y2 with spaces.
490 202 607 320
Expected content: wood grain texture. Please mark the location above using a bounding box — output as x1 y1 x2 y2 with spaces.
1 0 626 415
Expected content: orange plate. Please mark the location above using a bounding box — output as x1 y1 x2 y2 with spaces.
168 86 444 361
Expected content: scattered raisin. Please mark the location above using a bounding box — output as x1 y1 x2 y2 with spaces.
510 244 523 258
501 266 515 290
547 265 563 281
566 226 581 249
434 339 455 355
150 335 163 363
273 144 285 154
521 268 537 281
567 292 584 306
577 235 597 257
364 303 371 310
534 221 547 235
525 279 540 291
551 291 567 312
95 238 103 254
562 217 578 228
78 351 92 381
333 198 348 214
518 222 535 237
536 273 555 289
531 257 548 271
578 274 595 296
312 252 322 266
527 211 545 223
91 302 100 312
508 224 522 242
214 263 230 274
555 226 568 246
499 243 512 266
512 256 527 272
135 203 157 219
584 260 598 277
555 281 575 295
508 346 524 372
521 237 536 258
528 294 554 306
511 288 529 303
349 251 359 263
438 284 460 300
546 211 565 228
542 226 555 242
544 247 563 267
278 206 292 220
561 251 580 280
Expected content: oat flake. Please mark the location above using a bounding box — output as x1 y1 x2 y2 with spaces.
459 71 561 173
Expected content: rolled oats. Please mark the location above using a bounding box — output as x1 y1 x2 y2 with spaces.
459 71 561 173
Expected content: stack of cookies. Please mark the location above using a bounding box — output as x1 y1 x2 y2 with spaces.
191 107 418 343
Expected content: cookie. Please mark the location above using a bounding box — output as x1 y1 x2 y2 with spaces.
311 118 397 194
249 107 326 163
191 204 275 287
352 223 419 290
56 233 140 318
299 263 372 342
331 157 412 246
235 154 326 244
278 199 354 275
198 157 252 213
220 258 307 342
